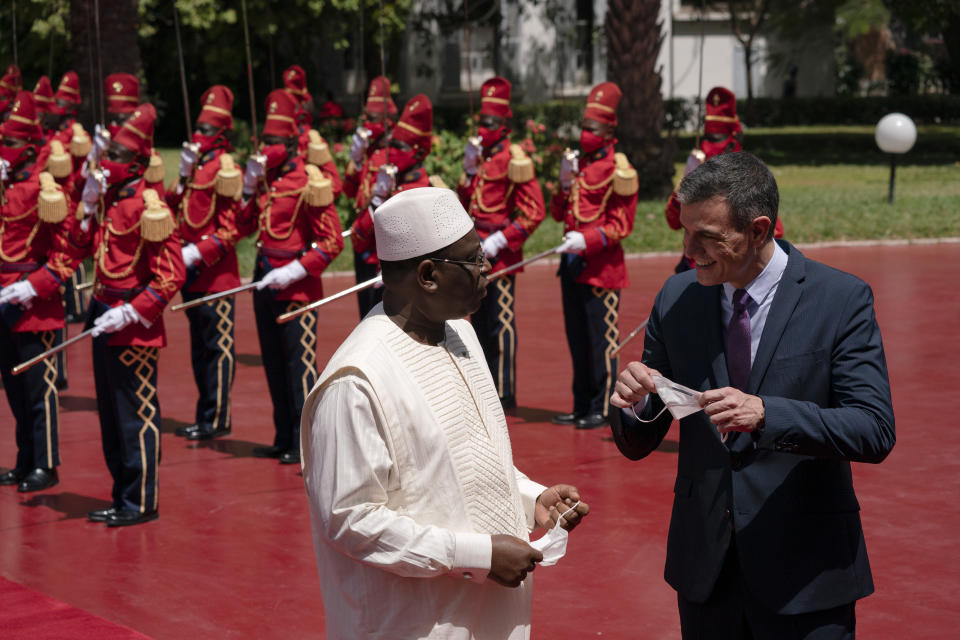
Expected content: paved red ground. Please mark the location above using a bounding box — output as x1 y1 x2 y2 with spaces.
1 242 958 639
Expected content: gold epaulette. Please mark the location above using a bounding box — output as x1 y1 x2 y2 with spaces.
307 130 333 167
613 152 638 196
429 175 448 189
140 189 175 242
145 150 165 184
304 164 334 207
508 144 535 183
215 153 242 199
37 172 68 223
70 123 92 157
46 140 72 179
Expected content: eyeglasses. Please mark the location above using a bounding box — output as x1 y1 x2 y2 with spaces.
429 250 487 269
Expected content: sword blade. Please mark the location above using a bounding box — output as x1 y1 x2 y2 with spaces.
277 275 382 324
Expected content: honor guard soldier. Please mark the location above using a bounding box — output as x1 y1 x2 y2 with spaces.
343 76 397 317
165 85 243 441
78 103 187 526
349 93 434 317
665 86 783 272
282 64 342 198
238 89 344 465
0 64 21 119
550 82 638 430
0 92 81 492
457 76 545 410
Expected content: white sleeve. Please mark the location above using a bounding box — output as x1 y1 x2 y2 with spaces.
301 374 492 582
513 467 548 532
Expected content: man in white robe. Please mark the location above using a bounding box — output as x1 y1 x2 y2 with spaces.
301 187 590 639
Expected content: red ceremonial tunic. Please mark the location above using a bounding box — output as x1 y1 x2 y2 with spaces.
343 147 387 212
350 164 431 265
550 145 638 290
457 141 545 273
0 167 81 332
239 156 344 302
165 148 242 293
86 179 187 347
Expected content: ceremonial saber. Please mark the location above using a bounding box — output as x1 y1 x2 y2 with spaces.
240 0 259 149
172 1 192 140
171 281 260 312
13 328 95 375
487 246 562 281
277 275 382 324
93 0 105 127
77 280 95 292
611 317 649 358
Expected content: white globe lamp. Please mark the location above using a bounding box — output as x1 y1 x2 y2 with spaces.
875 113 917 203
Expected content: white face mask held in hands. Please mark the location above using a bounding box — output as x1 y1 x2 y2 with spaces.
529 501 581 567
631 374 703 422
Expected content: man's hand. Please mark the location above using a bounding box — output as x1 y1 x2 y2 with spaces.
463 138 482 176
179 141 199 178
481 231 508 260
82 169 108 206
559 152 578 191
700 387 765 435
242 154 266 197
535 484 589 531
557 231 586 254
181 243 201 269
611 361 661 409
349 127 369 165
91 303 142 337
0 158 9 182
92 123 109 157
0 281 38 308
256 260 307 290
489 534 542 588
371 165 395 204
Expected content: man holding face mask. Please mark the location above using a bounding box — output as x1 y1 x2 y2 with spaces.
611 152 895 639
349 93 434 318
550 81 638 431
238 88 344 465
166 85 243 442
457 76 545 411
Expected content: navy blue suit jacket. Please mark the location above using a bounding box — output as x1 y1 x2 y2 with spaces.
612 241 895 615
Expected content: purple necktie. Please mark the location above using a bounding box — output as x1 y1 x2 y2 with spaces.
726 289 752 391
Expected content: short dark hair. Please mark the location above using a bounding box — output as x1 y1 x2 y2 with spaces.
676 152 779 240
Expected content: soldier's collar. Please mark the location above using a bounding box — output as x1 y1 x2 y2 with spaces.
398 164 424 184
280 160 297 176
12 167 33 183
115 177 143 200
485 140 506 157
583 147 610 163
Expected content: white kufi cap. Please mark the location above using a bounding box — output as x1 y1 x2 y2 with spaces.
373 187 475 261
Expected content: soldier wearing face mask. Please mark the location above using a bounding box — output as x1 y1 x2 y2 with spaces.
343 76 398 318
550 82 638 432
0 65 21 121
665 87 783 273
457 76 545 411
237 88 345 466
165 85 243 442
349 93 435 318
73 103 187 526
282 64 342 198
0 91 84 494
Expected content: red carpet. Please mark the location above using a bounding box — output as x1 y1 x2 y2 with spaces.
1 242 958 638
0 577 150 639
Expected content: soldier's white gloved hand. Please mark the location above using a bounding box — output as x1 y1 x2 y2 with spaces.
371 165 395 206
256 260 307 291
463 138 482 176
179 141 199 177
242 154 266 197
558 230 586 254
93 123 110 157
181 243 201 269
559 153 578 191
82 169 109 206
0 280 38 308
481 231 508 259
0 158 9 182
372 272 384 289
350 127 370 165
91 303 142 337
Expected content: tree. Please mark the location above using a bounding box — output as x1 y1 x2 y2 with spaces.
724 0 772 125
606 0 674 199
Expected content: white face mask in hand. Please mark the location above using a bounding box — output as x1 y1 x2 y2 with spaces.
529 501 580 567
632 374 703 422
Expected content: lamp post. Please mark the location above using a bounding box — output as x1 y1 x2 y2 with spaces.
875 113 917 204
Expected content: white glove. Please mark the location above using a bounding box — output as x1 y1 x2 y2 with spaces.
463 138 482 176
179 141 199 177
91 303 141 337
481 231 509 259
242 154 266 196
349 127 370 165
372 271 384 289
82 169 109 206
93 124 110 157
558 231 586 254
559 152 579 191
256 260 307 291
181 243 202 269
0 158 9 182
0 280 38 308
370 165 395 208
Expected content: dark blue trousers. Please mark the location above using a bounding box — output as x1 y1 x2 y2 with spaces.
559 258 620 418
87 300 161 514
0 322 60 470
354 249 383 319
183 291 235 432
470 274 517 408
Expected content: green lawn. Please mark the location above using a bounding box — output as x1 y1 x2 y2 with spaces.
157 136 960 276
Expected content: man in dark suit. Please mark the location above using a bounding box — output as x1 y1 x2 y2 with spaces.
611 152 895 639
